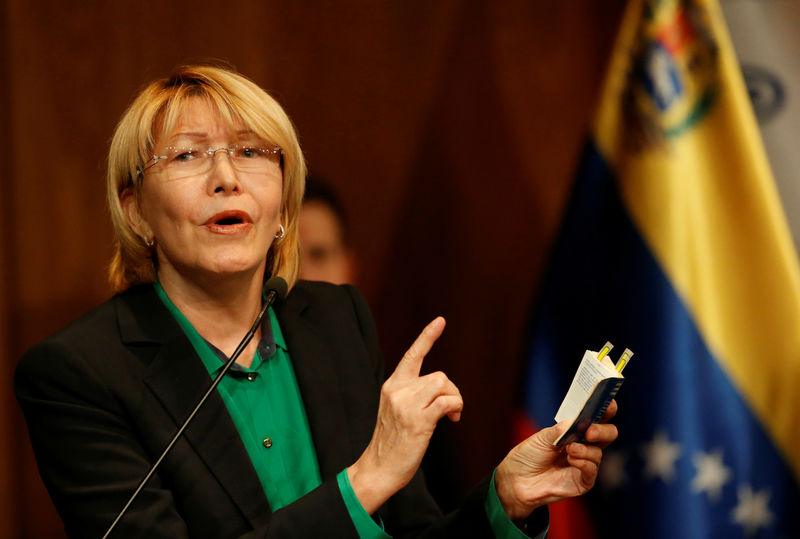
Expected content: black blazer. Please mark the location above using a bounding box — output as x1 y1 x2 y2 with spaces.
16 281 512 538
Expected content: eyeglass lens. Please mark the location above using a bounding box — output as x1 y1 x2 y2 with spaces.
152 146 281 179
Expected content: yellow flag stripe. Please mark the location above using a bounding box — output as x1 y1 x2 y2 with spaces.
594 0 800 481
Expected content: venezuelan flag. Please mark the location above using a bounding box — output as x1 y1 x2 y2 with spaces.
523 0 800 537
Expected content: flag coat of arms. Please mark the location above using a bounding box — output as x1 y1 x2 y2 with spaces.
523 0 800 537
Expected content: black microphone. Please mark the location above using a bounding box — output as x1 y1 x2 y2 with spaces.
103 276 289 538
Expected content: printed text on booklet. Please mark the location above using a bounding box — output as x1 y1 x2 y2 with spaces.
553 343 632 446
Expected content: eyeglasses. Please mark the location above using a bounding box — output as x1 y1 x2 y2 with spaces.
138 145 283 179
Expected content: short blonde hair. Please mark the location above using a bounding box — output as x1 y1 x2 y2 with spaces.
107 65 306 292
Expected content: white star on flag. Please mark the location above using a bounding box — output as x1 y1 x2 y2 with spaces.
690 448 731 501
641 429 682 483
731 485 774 535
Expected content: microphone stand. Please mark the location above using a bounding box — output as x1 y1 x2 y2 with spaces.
102 281 285 538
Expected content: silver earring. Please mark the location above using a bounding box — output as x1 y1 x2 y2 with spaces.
274 224 285 240
143 236 154 248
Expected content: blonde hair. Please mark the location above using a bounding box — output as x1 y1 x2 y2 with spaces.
107 65 305 292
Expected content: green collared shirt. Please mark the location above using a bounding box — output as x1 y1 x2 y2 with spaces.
154 282 544 538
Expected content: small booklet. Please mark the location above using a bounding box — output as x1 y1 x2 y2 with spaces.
553 343 632 447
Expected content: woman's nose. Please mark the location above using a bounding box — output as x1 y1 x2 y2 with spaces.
207 150 242 194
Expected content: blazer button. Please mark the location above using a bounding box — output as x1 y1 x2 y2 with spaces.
247 372 258 381
262 438 273 449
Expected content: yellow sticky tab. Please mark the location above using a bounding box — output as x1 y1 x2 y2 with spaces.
616 348 634 373
597 341 614 361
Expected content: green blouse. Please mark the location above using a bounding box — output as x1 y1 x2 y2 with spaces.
154 282 544 538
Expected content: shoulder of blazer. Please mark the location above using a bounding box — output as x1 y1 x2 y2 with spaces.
22 284 178 352
16 285 187 388
277 280 372 332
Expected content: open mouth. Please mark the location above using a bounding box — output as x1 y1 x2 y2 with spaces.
204 210 253 233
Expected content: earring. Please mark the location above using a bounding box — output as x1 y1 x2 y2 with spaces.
274 224 285 240
143 236 154 248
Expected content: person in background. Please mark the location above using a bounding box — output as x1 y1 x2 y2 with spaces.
298 177 357 284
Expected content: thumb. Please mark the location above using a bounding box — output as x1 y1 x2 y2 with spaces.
532 421 572 448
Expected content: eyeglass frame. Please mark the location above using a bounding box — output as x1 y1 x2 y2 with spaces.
135 144 284 178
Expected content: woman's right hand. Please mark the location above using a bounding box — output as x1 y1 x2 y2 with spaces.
347 317 463 514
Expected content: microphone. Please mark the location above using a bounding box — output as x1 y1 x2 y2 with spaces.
103 276 289 538
262 275 289 312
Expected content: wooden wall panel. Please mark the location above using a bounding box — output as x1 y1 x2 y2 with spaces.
1 1 624 535
1 1 20 535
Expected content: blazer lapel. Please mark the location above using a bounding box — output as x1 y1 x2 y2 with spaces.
117 286 270 527
274 286 355 480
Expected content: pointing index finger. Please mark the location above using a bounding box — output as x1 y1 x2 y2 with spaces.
393 317 446 380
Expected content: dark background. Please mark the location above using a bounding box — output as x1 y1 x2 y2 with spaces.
0 1 625 536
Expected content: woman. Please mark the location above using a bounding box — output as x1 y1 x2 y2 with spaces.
15 65 618 538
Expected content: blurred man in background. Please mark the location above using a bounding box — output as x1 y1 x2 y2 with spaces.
298 177 357 284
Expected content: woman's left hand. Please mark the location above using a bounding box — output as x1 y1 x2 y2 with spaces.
494 400 619 521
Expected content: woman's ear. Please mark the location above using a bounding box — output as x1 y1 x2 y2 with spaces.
120 188 152 240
